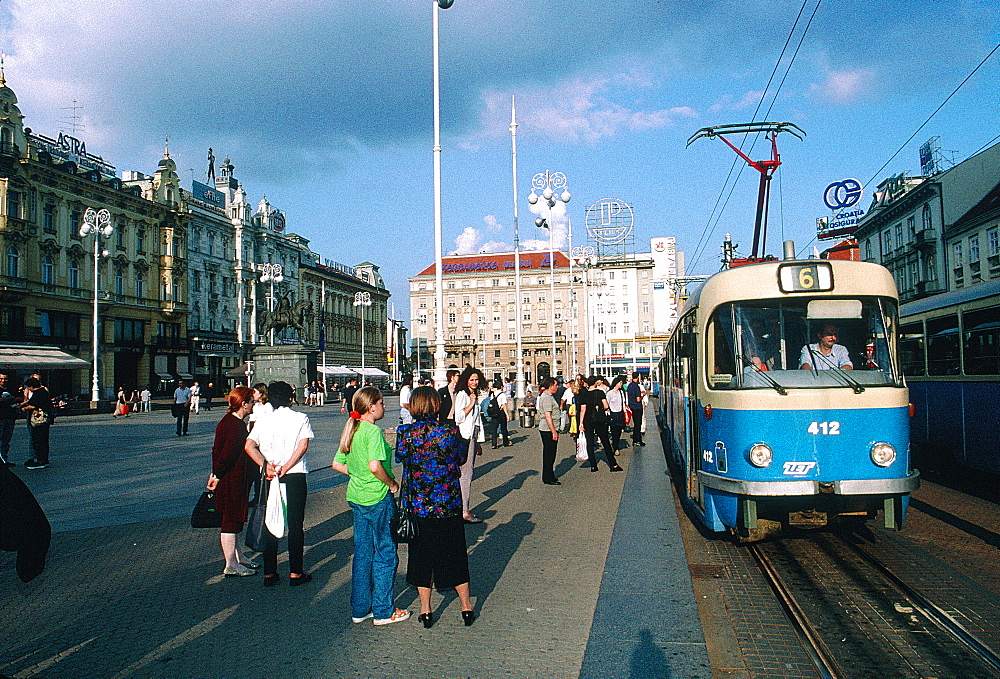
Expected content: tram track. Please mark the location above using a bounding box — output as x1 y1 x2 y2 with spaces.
747 529 1000 678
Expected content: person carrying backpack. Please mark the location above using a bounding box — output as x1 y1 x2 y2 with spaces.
486 380 510 448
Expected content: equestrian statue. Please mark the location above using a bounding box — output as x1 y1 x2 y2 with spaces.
259 295 311 342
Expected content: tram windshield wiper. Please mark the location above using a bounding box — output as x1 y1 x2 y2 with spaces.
749 367 787 395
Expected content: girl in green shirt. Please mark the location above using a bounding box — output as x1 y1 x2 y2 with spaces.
332 386 410 626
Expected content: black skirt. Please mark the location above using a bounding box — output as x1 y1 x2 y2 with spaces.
405 515 470 589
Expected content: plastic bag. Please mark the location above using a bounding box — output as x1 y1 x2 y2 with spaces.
575 435 589 462
265 476 287 538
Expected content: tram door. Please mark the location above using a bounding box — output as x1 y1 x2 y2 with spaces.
677 315 702 505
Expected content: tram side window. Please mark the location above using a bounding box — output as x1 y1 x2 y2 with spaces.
899 321 926 376
927 315 960 376
963 306 1000 375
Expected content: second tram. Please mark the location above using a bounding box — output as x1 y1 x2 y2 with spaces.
660 254 919 540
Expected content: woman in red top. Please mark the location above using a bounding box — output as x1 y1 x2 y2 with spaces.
206 386 265 577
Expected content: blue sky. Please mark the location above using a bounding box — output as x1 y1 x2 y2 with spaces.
2 0 998 321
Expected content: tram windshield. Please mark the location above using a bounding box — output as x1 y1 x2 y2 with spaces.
708 297 903 391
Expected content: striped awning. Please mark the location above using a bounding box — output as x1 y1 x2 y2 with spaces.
0 345 90 370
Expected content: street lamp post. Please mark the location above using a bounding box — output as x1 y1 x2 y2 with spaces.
79 207 113 406
431 0 453 388
571 246 597 376
354 291 372 383
528 170 570 380
259 263 283 347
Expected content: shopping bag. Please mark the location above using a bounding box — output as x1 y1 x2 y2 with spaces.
623 407 633 427
575 435 589 462
264 477 287 538
191 491 222 528
244 468 269 551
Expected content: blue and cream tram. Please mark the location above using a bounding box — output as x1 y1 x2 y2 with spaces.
660 254 919 540
899 278 1000 476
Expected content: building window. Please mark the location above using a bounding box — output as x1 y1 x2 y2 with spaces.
6 246 19 277
597 322 604 334
69 260 80 289
610 322 617 334
922 204 932 231
509 333 515 340
41 256 54 285
39 310 79 340
883 229 892 255
642 301 649 313
953 241 964 269
523 312 531 321
43 203 55 234
989 228 1000 258
623 302 629 314
608 271 615 280
907 216 916 239
6 190 20 219
116 225 125 250
448 312 456 323
970 235 981 263
624 322 630 333
135 274 145 298
624 342 632 355
136 228 146 253
115 269 124 295
865 239 873 261
492 278 500 286
447 282 455 289
477 295 485 305
895 222 903 247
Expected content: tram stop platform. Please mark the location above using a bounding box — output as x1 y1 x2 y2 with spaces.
0 403 711 678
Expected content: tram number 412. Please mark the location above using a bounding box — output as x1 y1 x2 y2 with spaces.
807 421 840 435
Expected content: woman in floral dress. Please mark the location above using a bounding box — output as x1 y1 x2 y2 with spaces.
395 386 476 628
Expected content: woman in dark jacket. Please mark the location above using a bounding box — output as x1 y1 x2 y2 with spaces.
206 386 265 577
395 387 476 628
578 376 623 472
21 377 54 470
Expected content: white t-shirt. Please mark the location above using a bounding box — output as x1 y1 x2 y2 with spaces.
246 406 314 474
399 384 413 425
249 401 274 423
799 343 852 370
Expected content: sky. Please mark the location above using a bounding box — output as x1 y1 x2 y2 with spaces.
2 0 999 322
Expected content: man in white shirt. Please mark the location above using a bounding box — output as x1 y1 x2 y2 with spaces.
173 381 191 436
245 381 315 585
799 324 853 370
398 374 414 425
189 382 201 414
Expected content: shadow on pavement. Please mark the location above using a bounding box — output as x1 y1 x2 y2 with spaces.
471 454 513 482
473 470 537 520
467 511 535 612
630 629 672 678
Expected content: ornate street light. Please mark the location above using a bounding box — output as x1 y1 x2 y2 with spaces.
354 291 373 383
431 0 453 387
571 245 597 375
528 170 570 379
79 207 113 405
259 262 283 346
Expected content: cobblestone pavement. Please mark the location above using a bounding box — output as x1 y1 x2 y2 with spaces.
1 403 706 678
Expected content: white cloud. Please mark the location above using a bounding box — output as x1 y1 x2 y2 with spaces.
483 214 504 231
810 68 875 104
708 90 766 113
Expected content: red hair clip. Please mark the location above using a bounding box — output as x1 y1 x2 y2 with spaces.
349 410 362 420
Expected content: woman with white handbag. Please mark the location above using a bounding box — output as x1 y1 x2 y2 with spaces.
454 367 486 524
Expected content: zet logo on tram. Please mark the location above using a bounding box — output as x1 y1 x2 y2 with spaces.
782 461 817 476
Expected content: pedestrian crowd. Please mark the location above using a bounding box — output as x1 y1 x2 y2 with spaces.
193 368 649 630
0 371 54 470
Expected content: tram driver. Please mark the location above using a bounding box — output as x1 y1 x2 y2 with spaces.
799 324 853 371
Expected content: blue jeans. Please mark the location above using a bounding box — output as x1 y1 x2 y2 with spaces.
348 493 398 620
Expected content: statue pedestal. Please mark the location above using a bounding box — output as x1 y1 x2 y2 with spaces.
251 345 317 389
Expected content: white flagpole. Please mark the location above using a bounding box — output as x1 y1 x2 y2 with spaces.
321 280 327 393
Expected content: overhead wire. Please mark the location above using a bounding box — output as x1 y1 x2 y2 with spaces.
689 0 821 269
795 40 1000 258
687 0 812 268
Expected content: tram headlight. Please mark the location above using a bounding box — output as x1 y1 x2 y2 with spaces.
748 443 773 468
870 442 897 467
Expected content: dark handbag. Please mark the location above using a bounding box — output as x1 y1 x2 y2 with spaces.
191 491 223 528
29 408 51 426
390 450 419 544
171 403 183 418
244 467 268 551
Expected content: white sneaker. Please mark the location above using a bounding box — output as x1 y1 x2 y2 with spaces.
223 564 256 577
373 609 411 626
352 612 374 624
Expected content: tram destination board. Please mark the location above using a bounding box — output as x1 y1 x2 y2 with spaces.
778 262 833 293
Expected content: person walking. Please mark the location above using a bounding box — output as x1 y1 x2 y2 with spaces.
0 372 21 466
313 381 325 407
113 386 129 418
331 386 410 625
206 386 263 578
579 376 622 472
395 387 476 627
173 380 191 436
203 383 215 411
398 374 414 426
626 371 645 446
189 381 201 415
607 375 628 454
140 386 151 413
536 377 562 485
486 379 510 448
245 381 314 587
454 367 486 524
21 377 54 470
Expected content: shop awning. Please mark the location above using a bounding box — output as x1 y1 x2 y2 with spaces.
225 365 250 377
351 367 390 378
318 366 360 376
0 344 90 370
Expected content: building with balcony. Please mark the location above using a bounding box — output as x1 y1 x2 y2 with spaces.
0 72 186 397
854 140 1000 303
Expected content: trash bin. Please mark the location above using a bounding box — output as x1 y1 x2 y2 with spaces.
519 406 536 429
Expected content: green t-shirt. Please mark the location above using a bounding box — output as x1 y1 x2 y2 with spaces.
333 421 394 506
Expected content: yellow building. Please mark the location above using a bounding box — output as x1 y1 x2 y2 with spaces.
0 72 186 398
